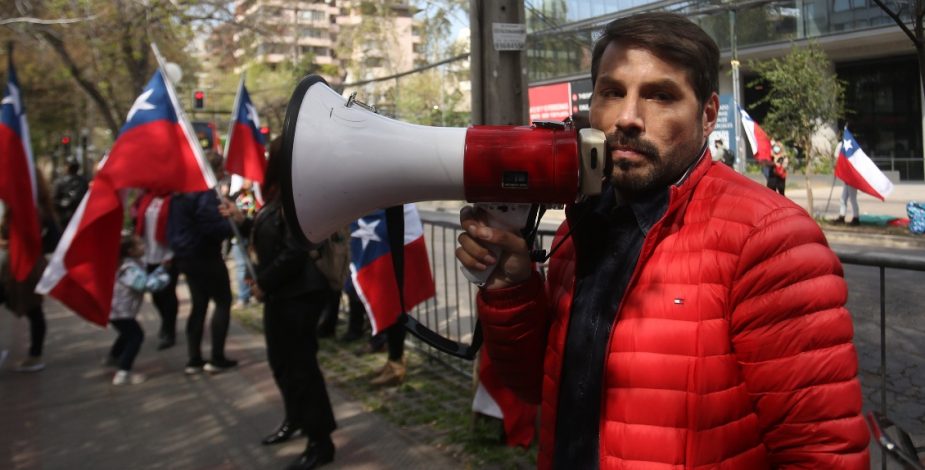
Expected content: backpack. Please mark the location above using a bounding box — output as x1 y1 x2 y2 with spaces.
311 227 351 291
907 201 925 234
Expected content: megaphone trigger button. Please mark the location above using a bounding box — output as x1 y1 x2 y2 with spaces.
590 148 599 169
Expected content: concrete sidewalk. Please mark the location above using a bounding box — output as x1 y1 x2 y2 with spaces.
0 293 459 469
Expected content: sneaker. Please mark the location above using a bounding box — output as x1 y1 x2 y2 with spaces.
112 370 146 385
204 357 239 374
15 356 45 372
184 358 207 375
370 360 406 387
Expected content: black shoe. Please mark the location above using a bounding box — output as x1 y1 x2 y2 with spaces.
204 357 239 374
339 330 364 343
261 421 301 445
285 440 334 470
184 358 207 375
157 336 175 351
849 218 861 226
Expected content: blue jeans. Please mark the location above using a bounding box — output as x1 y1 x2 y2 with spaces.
232 240 251 304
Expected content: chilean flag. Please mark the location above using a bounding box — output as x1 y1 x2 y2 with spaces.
0 55 41 281
740 107 772 162
836 127 894 201
37 68 211 326
349 204 436 335
224 78 266 184
473 345 537 447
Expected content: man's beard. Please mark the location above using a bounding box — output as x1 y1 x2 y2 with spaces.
606 131 700 197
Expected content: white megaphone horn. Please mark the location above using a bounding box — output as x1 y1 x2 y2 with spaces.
280 75 608 249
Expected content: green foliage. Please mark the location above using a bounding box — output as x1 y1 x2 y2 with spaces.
747 43 845 159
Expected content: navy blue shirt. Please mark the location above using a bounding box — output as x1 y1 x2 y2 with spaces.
553 184 668 469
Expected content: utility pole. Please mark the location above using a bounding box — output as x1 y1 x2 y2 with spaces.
470 0 528 126
730 8 747 174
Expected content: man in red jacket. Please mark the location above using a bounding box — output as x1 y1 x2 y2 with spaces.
456 12 870 469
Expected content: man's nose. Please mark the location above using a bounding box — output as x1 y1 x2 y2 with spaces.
615 96 644 134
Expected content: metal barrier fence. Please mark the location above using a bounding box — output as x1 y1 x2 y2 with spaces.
408 210 925 426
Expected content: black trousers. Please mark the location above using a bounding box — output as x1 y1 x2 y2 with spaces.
316 288 342 336
263 291 336 440
147 262 179 340
346 288 367 337
177 255 232 362
26 306 45 357
110 319 144 371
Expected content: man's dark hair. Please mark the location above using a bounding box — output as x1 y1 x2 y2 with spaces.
590 12 719 106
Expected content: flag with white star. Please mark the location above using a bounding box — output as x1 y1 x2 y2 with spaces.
348 204 435 335
37 67 212 326
835 127 894 201
224 78 267 185
0 53 42 281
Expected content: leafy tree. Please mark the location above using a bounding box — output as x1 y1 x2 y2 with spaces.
748 43 845 214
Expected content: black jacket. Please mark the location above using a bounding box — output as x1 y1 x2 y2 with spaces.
251 200 327 300
167 190 232 260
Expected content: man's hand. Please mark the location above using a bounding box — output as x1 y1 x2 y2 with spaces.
218 198 244 224
455 205 532 290
246 278 264 302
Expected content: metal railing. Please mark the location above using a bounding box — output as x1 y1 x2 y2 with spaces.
408 211 925 425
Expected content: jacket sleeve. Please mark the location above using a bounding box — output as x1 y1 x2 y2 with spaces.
255 226 310 295
195 191 233 242
477 271 549 405
730 207 870 469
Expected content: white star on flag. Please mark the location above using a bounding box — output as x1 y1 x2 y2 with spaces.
127 88 156 122
245 102 260 127
1 82 21 115
843 138 853 151
351 218 381 250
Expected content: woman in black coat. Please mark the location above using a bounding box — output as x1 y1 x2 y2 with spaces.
228 137 336 470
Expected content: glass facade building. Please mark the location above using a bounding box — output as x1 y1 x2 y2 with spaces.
525 0 923 179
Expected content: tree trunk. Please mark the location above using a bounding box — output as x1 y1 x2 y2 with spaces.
802 138 816 217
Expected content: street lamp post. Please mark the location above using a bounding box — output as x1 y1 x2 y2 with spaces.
730 8 747 174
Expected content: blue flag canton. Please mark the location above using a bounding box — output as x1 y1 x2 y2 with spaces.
235 86 266 145
842 128 861 159
119 69 178 135
349 210 393 268
1 64 24 136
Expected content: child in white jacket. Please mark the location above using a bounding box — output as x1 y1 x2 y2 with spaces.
106 233 169 385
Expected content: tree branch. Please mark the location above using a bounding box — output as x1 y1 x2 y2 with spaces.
0 15 97 26
871 0 920 46
38 29 121 135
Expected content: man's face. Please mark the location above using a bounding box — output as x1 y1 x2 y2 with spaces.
590 43 718 195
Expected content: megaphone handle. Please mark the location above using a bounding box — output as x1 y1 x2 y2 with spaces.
460 202 533 286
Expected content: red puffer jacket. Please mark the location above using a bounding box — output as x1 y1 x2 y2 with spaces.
477 154 870 469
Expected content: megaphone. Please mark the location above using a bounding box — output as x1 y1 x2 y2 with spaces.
280 75 607 246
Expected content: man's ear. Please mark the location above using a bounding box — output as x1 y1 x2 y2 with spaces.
702 92 719 137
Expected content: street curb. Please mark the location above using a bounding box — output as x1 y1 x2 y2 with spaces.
822 227 925 250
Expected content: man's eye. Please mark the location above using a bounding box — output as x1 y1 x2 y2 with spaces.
598 89 622 98
650 92 675 101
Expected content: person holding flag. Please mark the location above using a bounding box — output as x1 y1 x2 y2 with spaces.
225 137 337 468
835 127 894 225
348 204 436 386
739 107 774 185
223 76 266 311
0 49 60 372
37 49 217 363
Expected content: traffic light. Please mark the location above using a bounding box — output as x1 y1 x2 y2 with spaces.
61 135 71 156
193 90 205 110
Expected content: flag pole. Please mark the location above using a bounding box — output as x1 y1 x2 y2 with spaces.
149 43 258 281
